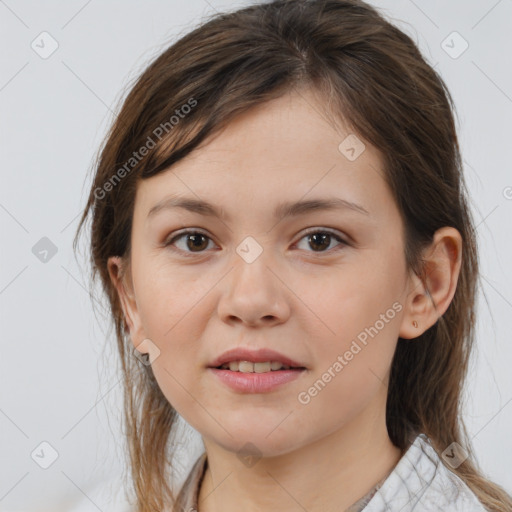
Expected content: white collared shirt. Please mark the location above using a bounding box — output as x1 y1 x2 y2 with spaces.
363 433 486 511
176 433 487 511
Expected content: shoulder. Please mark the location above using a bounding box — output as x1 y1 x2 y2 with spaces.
364 433 487 511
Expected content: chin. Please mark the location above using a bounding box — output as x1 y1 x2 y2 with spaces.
207 425 307 460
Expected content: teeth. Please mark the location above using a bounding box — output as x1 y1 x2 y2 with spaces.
219 360 292 372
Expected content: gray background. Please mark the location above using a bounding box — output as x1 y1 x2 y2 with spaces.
1 0 511 510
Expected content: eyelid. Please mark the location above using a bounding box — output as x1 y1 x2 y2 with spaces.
291 228 349 255
297 226 349 245
165 227 211 242
164 228 216 249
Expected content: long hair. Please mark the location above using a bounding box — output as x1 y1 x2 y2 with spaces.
73 1 512 510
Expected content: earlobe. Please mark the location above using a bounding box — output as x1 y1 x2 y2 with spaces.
399 227 462 340
398 270 430 340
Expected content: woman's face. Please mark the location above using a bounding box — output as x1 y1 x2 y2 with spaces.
111 88 414 457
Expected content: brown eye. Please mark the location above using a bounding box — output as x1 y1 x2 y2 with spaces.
165 230 214 254
308 232 331 251
184 233 209 251
296 229 347 253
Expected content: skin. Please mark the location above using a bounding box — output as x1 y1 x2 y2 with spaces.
108 87 462 512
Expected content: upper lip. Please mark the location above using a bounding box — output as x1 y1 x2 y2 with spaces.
208 347 306 369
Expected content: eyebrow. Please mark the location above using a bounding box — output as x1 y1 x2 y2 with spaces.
146 195 370 222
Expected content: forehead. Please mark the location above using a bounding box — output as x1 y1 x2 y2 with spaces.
134 89 389 221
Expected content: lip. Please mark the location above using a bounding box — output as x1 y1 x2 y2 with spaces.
207 347 306 369
209 367 306 393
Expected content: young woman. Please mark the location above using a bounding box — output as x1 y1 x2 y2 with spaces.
74 0 512 510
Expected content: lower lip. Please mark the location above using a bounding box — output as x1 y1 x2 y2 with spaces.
208 368 306 393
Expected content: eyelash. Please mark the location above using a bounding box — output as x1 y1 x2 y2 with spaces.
163 227 349 257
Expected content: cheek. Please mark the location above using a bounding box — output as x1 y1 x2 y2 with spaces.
297 367 381 431
141 277 236 394
295 261 402 386
143 315 207 419
136 263 214 339
132 273 211 404
296 261 401 340
292 287 400 439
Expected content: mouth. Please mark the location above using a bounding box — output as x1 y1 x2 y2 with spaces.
207 347 307 373
212 361 306 373
208 361 307 393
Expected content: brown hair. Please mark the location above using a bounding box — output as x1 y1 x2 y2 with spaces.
73 0 512 510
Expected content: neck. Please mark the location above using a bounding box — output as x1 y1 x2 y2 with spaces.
197 389 403 512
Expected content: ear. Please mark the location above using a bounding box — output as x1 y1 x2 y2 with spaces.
399 226 462 340
107 256 146 352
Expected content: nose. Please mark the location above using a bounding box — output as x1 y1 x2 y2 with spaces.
216 248 291 327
